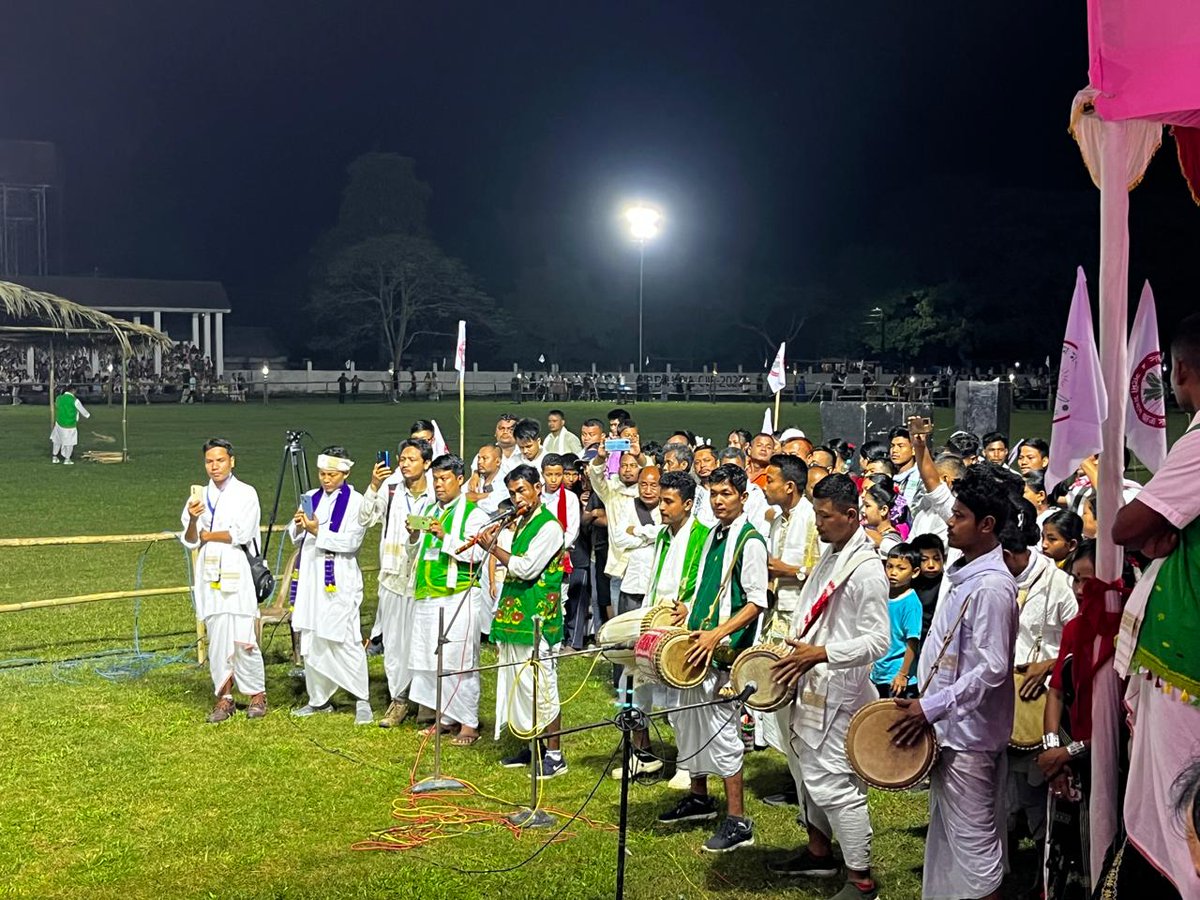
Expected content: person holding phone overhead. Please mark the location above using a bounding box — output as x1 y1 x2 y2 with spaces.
290 446 372 725
180 438 267 723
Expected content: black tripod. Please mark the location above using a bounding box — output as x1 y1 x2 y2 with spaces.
262 429 313 668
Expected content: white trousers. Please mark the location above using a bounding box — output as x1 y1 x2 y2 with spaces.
409 592 481 728
924 748 1007 900
671 670 743 780
494 639 560 740
51 433 77 460
300 628 369 707
791 707 873 871
378 585 413 701
205 612 265 697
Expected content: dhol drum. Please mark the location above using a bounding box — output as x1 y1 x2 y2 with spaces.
596 605 677 665
633 626 707 690
729 643 793 711
846 699 938 791
1010 669 1049 751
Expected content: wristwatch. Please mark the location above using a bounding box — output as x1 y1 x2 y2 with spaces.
1067 740 1087 758
1042 733 1061 750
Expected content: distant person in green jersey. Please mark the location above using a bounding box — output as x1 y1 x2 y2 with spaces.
51 385 90 465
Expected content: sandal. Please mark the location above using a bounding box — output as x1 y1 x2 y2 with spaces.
419 723 456 737
451 732 481 746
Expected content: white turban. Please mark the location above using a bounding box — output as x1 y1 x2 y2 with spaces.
317 453 354 473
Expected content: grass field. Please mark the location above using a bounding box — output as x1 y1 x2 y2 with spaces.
0 398 1060 900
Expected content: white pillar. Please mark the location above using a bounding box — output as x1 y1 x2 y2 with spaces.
152 311 162 376
191 313 200 348
26 346 34 378
202 314 212 360
214 312 225 378
90 349 99 375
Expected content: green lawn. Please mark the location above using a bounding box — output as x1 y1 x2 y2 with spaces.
0 399 1058 900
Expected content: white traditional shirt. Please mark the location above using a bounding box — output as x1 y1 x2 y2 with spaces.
359 473 433 593
768 496 819 614
587 461 640 578
543 429 583 456
918 544 1018 753
909 481 954 544
541 487 580 550
288 486 368 642
695 512 770 625
610 501 663 595
178 474 262 620
1013 550 1077 666
645 516 704 606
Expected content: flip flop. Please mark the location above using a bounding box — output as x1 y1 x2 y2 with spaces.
451 732 481 746
419 723 456 737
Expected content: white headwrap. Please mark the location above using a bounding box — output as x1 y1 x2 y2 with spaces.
317 453 354 473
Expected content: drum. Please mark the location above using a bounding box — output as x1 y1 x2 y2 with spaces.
846 700 938 791
729 643 792 711
1010 670 1049 751
633 626 707 689
597 605 677 665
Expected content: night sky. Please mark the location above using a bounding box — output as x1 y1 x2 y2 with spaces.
3 3 1197 366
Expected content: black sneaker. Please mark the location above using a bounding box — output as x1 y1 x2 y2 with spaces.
657 794 719 824
538 753 568 779
501 746 534 768
702 816 754 853
767 848 840 877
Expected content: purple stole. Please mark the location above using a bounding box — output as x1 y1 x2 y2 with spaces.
288 484 350 606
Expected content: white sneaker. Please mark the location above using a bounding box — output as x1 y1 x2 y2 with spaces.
354 700 373 725
668 767 692 790
609 752 665 780
52 458 60 464
291 703 334 717
63 459 74 466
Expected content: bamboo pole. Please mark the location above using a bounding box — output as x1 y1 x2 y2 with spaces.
459 368 466 457
120 345 129 462
0 525 288 549
0 586 192 614
48 338 55 428
773 389 781 433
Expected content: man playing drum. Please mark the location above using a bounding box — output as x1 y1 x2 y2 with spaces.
656 464 767 853
890 464 1020 900
768 474 889 900
610 470 709 781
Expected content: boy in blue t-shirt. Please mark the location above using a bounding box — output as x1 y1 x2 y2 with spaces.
870 542 923 699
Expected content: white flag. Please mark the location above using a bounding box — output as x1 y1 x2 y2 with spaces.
454 320 467 375
761 407 774 436
1125 280 1167 472
429 419 450 458
1047 267 1108 487
767 342 787 394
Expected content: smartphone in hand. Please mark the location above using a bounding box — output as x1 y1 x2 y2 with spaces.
377 449 392 468
300 493 315 519
190 484 204 505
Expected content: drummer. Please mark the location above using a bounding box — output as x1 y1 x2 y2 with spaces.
610 470 710 782
889 463 1019 900
768 473 889 899
656 463 767 854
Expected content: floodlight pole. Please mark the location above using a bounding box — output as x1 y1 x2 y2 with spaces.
637 240 645 379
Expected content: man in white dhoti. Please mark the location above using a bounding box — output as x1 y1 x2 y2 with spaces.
890 463 1020 900
768 474 888 900
180 438 267 723
478 464 568 777
359 438 433 727
407 454 488 744
289 447 373 725
610 470 709 781
758 453 820 804
50 385 90 464
656 464 766 854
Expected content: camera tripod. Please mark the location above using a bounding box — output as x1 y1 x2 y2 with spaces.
262 429 314 666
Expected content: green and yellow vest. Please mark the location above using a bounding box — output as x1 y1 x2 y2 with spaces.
55 393 78 428
491 506 566 646
413 496 480 600
647 518 711 606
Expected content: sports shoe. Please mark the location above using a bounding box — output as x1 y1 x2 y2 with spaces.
668 767 692 790
378 699 411 728
767 848 840 878
52 457 60 464
206 696 236 724
702 816 754 853
828 881 878 900
501 746 534 768
63 459 74 466
246 693 267 719
610 750 665 780
762 789 799 807
365 635 384 657
538 752 568 779
657 793 719 825
354 700 373 726
286 665 305 679
291 703 334 717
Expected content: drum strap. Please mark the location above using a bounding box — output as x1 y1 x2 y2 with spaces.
918 594 973 695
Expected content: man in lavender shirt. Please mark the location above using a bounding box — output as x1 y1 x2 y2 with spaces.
890 464 1020 900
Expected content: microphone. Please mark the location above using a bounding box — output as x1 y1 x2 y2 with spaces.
734 681 758 704
480 498 515 525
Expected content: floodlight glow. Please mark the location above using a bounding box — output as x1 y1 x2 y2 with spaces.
624 205 662 242
261 364 270 376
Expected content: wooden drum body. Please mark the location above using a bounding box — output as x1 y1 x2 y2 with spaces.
633 626 707 689
846 699 938 791
597 605 677 665
729 643 792 711
1010 669 1049 751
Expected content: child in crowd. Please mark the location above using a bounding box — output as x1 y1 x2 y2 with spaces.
1041 510 1083 566
871 542 923 699
1022 470 1053 527
908 532 946 642
862 483 902 553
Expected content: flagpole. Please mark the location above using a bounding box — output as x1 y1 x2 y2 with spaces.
773 390 781 433
458 371 465 458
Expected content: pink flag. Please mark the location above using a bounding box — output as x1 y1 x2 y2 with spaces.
1047 268 1108 487
766 342 787 394
454 320 467 375
1125 281 1168 472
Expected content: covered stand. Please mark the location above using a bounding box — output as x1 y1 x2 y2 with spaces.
0 280 171 461
1071 0 1200 883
